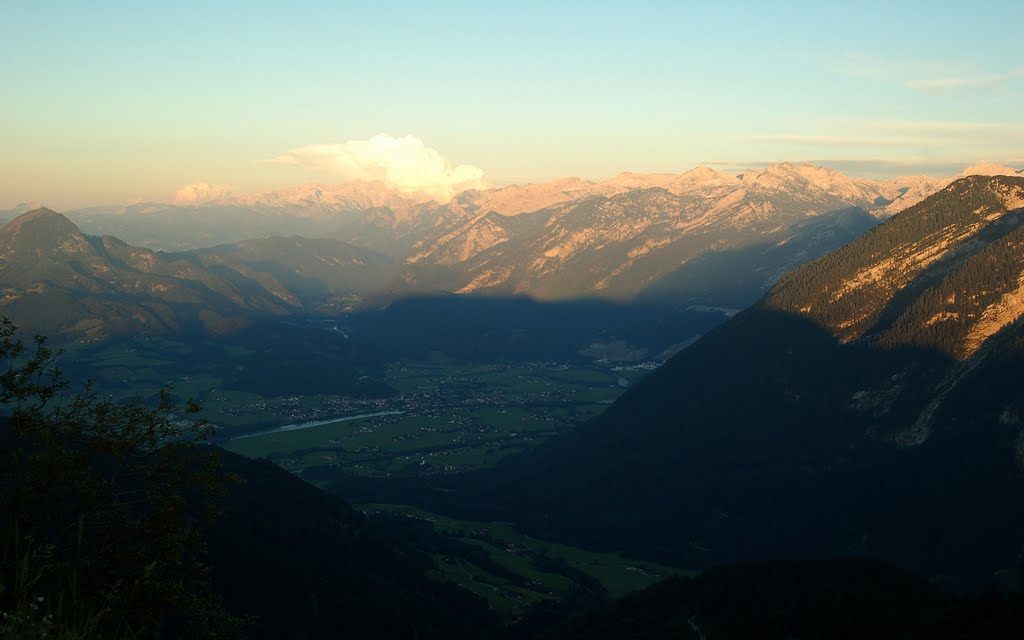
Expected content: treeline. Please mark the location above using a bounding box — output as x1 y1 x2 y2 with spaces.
0 319 241 638
878 226 1024 355
767 175 1024 340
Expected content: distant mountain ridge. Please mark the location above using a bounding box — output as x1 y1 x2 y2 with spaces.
401 163 899 300
132 162 1023 220
6 163 1022 341
58 162 1021 303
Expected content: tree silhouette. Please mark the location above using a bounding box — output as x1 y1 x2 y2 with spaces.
0 317 242 638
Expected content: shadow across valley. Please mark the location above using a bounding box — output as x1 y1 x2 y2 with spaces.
322 306 1024 588
341 294 733 363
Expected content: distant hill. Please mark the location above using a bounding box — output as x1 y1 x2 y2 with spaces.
0 209 396 340
456 176 1024 583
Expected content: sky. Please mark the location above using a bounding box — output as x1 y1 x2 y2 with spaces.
2 0 1022 209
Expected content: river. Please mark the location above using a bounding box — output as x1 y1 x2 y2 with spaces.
227 410 404 441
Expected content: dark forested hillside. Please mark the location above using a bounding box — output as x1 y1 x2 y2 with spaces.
207 451 503 639
539 558 1024 640
444 177 1024 584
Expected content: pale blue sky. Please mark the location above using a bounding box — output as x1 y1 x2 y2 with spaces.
2 1 1022 207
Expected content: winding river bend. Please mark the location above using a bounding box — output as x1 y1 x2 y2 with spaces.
227 410 404 441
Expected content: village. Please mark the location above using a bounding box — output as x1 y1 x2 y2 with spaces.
220 359 652 478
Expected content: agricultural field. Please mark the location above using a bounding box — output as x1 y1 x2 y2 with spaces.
64 332 653 445
362 504 687 617
223 359 637 477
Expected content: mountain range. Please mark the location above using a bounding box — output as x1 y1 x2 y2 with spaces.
53 162 993 248
0 164 1009 334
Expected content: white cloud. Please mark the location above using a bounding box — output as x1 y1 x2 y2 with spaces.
746 119 1024 155
705 158 1002 180
747 134 944 147
834 52 940 80
907 75 1008 92
868 120 1020 134
272 134 485 202
173 182 234 205
835 53 1024 94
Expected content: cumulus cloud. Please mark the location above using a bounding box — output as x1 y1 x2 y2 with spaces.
173 182 234 205
272 134 485 202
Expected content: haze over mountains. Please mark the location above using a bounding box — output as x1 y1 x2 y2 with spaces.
3 162 1021 345
4 163 1019 318
57 162 1021 250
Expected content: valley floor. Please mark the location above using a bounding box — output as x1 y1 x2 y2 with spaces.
207 355 680 616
